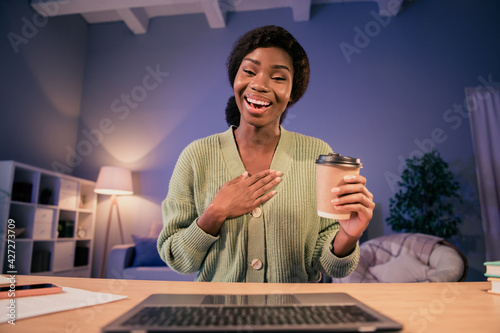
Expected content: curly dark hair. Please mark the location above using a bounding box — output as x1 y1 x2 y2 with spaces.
225 25 310 127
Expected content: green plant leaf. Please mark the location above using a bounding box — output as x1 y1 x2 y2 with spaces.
386 149 462 239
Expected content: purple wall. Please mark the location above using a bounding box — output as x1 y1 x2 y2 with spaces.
0 1 88 168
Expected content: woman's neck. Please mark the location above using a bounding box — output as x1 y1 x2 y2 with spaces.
234 123 281 150
233 124 281 175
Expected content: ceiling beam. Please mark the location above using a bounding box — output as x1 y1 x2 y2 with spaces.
201 0 226 29
116 8 149 34
31 0 404 18
290 0 311 22
30 0 202 16
30 0 404 35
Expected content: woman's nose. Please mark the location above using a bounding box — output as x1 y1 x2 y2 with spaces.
249 74 269 93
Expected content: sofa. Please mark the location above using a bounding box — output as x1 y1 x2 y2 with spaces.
330 233 468 283
105 235 197 281
105 229 467 283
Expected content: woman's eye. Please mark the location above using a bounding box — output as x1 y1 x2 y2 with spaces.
243 69 255 75
272 76 286 81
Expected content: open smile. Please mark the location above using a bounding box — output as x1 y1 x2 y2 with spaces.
244 95 273 113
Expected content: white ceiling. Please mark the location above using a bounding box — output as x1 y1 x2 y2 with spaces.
31 0 403 35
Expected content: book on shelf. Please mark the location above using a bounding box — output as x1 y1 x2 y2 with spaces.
484 261 500 278
31 251 51 273
487 277 500 295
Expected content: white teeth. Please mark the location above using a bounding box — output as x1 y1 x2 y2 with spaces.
246 97 271 106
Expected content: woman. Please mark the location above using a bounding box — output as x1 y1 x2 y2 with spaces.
158 25 375 283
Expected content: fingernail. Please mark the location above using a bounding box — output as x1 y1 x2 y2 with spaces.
276 171 282 176
271 190 277 195
344 175 355 181
331 187 340 193
331 198 339 203
275 177 281 183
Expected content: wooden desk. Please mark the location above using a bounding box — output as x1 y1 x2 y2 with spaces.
1 275 499 332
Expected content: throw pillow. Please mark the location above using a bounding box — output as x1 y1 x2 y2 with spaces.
131 234 166 267
368 253 429 283
427 244 464 282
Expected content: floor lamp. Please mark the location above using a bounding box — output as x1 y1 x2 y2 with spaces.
94 166 134 278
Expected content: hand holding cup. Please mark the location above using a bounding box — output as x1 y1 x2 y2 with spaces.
316 153 363 220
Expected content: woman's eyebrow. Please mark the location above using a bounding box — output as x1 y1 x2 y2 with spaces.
242 58 291 72
243 57 259 65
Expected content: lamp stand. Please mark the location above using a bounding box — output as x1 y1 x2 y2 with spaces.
99 194 125 278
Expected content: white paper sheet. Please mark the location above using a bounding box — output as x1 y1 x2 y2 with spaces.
0 275 11 286
0 286 127 323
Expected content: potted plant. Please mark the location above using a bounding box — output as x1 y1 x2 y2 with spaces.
386 150 462 239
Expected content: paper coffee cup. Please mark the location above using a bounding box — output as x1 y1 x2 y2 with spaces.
316 153 362 220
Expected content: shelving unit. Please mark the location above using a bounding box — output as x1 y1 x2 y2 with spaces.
0 161 97 278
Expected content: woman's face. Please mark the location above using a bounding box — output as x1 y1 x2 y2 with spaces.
233 47 294 129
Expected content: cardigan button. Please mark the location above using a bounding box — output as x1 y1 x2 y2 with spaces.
252 207 262 218
251 259 263 270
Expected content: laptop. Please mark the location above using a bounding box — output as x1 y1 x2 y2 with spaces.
102 292 403 332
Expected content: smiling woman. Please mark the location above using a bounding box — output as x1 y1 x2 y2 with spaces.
157 25 375 283
234 47 293 131
225 25 310 128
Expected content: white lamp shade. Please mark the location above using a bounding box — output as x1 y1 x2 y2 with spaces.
94 166 134 195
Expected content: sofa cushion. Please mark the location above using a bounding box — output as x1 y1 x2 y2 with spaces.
368 253 430 283
131 234 165 267
427 243 465 282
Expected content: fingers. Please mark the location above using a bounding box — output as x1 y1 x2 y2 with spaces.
229 168 282 201
343 174 367 185
226 170 249 185
248 170 281 196
332 183 373 200
213 169 282 221
332 193 375 213
244 169 281 205
242 169 279 188
253 174 281 198
227 169 279 190
254 189 278 207
331 175 375 222
245 169 280 185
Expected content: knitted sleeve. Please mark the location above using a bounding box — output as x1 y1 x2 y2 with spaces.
157 142 219 274
316 220 360 278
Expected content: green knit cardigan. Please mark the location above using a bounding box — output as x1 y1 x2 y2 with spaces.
158 126 359 283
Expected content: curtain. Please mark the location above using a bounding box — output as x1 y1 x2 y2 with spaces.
466 87 500 261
